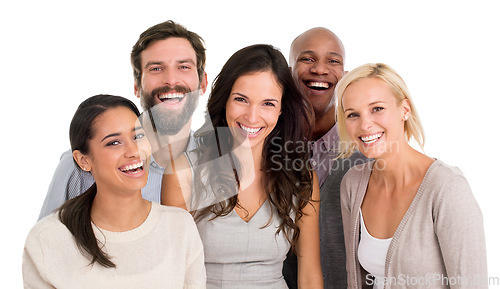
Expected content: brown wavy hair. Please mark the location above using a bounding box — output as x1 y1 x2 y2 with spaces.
192 44 315 251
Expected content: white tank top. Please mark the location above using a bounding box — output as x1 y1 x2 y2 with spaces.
358 210 392 289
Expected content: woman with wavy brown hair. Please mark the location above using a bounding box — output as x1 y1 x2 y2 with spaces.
162 44 323 289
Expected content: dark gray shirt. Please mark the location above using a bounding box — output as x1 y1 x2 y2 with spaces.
283 149 368 289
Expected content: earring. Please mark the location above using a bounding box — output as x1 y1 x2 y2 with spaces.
403 115 408 121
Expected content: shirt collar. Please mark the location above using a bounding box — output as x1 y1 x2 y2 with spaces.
314 123 340 152
149 131 195 170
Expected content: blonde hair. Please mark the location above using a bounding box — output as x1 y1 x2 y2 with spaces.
335 63 425 158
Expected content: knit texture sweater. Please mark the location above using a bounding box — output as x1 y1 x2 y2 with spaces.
23 202 206 289
341 160 487 289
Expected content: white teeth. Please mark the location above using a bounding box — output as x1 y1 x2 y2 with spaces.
120 161 144 172
239 124 261 135
361 133 383 144
159 93 184 100
307 82 329 88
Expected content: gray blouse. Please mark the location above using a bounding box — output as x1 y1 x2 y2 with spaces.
196 201 290 289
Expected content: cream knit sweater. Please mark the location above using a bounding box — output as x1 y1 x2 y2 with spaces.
23 202 206 289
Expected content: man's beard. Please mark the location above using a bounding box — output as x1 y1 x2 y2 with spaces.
139 85 200 136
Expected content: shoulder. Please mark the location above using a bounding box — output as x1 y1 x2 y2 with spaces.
422 160 479 214
152 203 201 242
340 160 373 203
424 159 469 194
342 159 373 185
28 214 65 236
25 214 71 250
154 203 196 225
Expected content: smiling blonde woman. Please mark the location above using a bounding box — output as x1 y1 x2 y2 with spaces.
336 63 487 289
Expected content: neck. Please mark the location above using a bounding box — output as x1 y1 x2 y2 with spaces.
231 140 263 191
91 188 151 232
371 143 433 192
312 106 336 141
152 120 192 169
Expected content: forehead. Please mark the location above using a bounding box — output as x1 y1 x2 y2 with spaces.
343 78 396 107
291 29 344 58
140 37 197 67
92 107 139 138
231 71 283 100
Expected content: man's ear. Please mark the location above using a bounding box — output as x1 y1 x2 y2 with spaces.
73 150 91 172
134 80 140 99
200 72 208 95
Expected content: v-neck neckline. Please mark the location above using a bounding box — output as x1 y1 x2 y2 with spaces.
233 200 268 223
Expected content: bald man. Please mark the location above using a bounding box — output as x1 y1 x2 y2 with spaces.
283 27 368 289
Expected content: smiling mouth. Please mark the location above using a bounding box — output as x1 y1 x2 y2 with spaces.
157 93 185 104
305 81 332 91
238 123 263 135
360 132 384 144
119 160 144 174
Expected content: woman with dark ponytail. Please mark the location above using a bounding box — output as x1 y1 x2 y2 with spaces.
23 94 206 288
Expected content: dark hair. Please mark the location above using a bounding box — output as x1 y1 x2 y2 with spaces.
193 44 314 250
131 20 206 87
58 94 140 268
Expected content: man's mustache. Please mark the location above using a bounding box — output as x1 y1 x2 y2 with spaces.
151 85 191 97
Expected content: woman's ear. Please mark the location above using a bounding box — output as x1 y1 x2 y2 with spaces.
73 150 91 172
402 99 411 120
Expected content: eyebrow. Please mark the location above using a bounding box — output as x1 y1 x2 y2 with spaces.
100 126 143 143
231 92 248 98
231 92 279 103
343 101 387 112
144 59 196 68
299 50 343 58
369 101 386 105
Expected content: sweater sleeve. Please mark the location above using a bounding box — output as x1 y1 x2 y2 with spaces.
341 171 358 289
22 235 55 289
183 215 207 289
434 174 488 289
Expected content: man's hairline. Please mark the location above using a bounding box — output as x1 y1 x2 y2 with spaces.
137 36 205 89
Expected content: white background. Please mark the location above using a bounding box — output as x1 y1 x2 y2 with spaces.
1 0 499 287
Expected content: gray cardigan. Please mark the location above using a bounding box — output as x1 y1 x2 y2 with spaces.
341 160 488 289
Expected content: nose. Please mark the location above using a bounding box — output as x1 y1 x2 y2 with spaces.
310 61 329 75
245 105 258 123
124 140 140 158
162 67 180 86
360 114 373 131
